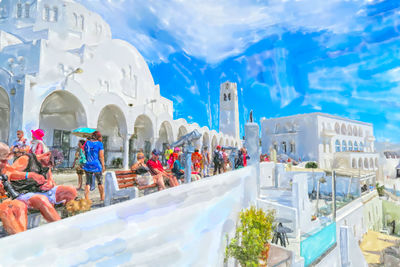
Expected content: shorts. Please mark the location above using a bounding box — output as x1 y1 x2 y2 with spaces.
76 165 84 175
85 171 103 185
17 186 62 205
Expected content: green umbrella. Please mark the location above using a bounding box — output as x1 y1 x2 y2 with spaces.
72 127 96 138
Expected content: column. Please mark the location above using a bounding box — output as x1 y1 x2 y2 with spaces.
123 135 129 170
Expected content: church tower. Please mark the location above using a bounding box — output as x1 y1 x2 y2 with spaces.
219 81 240 141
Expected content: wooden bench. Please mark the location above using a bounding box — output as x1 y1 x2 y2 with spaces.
104 170 158 206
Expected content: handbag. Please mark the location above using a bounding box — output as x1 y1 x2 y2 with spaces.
137 173 153 186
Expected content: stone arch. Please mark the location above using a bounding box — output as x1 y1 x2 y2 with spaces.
364 158 369 169
202 132 210 150
341 123 346 135
0 87 10 143
352 158 357 169
219 137 224 146
133 114 154 159
39 90 88 167
353 126 357 136
370 158 374 170
275 123 281 134
358 158 363 170
156 121 174 151
347 125 352 136
177 125 188 140
225 138 229 147
335 123 340 134
211 135 218 150
97 105 127 167
375 158 379 169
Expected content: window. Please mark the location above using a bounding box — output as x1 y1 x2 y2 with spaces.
348 141 353 151
273 143 278 152
24 3 30 18
353 126 357 136
73 13 78 27
223 94 227 101
360 142 364 152
335 140 340 152
44 6 50 21
342 140 347 151
80 15 84 30
17 3 22 18
347 125 352 136
282 142 287 153
290 143 296 153
228 93 231 100
275 124 281 134
354 141 358 151
52 7 58 22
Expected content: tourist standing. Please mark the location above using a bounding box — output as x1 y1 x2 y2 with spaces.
201 146 210 177
164 145 173 166
191 148 202 173
29 129 48 155
10 130 30 160
72 140 86 191
83 131 105 201
213 146 223 175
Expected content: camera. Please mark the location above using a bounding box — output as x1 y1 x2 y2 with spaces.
0 174 20 199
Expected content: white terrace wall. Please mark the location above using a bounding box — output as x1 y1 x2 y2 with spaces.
0 167 258 266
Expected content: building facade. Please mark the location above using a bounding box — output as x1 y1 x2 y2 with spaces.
0 0 240 168
261 113 379 171
219 81 240 141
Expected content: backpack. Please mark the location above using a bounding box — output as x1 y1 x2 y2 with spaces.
213 150 223 163
79 147 87 165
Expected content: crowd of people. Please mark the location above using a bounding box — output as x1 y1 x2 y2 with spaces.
0 128 252 236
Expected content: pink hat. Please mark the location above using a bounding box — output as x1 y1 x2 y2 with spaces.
174 147 181 152
31 129 45 141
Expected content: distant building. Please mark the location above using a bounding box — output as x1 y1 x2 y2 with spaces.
261 113 379 171
0 0 240 168
219 81 240 142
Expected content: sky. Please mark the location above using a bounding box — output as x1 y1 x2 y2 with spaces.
77 0 400 143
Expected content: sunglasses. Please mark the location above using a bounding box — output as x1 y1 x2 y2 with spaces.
137 156 144 159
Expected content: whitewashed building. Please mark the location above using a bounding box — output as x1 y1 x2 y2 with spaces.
261 113 379 171
0 0 240 168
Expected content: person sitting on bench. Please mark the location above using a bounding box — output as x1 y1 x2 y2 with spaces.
131 152 166 190
147 149 179 188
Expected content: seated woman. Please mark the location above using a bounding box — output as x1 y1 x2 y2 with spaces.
131 152 166 190
172 155 185 183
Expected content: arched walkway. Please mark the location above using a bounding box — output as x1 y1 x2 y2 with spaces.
211 136 218 150
133 115 153 159
39 91 87 167
202 132 210 150
97 105 127 167
0 87 9 143
177 125 188 140
156 121 173 151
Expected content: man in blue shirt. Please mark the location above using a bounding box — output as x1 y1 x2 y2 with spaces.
83 131 105 201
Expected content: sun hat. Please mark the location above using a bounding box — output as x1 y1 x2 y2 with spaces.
0 142 12 161
31 129 45 141
152 149 160 156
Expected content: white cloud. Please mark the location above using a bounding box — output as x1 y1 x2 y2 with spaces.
77 0 371 63
188 84 200 95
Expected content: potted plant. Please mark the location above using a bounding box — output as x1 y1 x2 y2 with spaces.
225 206 275 267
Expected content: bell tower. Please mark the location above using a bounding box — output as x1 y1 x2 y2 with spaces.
219 81 240 141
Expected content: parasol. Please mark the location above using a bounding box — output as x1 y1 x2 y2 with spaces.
72 127 96 138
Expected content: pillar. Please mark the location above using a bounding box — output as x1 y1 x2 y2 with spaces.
245 122 260 196
123 135 129 170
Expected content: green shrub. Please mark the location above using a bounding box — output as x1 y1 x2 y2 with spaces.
376 183 384 197
305 162 318 169
225 206 275 267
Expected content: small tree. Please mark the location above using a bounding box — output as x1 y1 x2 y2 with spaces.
225 206 275 267
376 183 384 197
305 162 318 169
